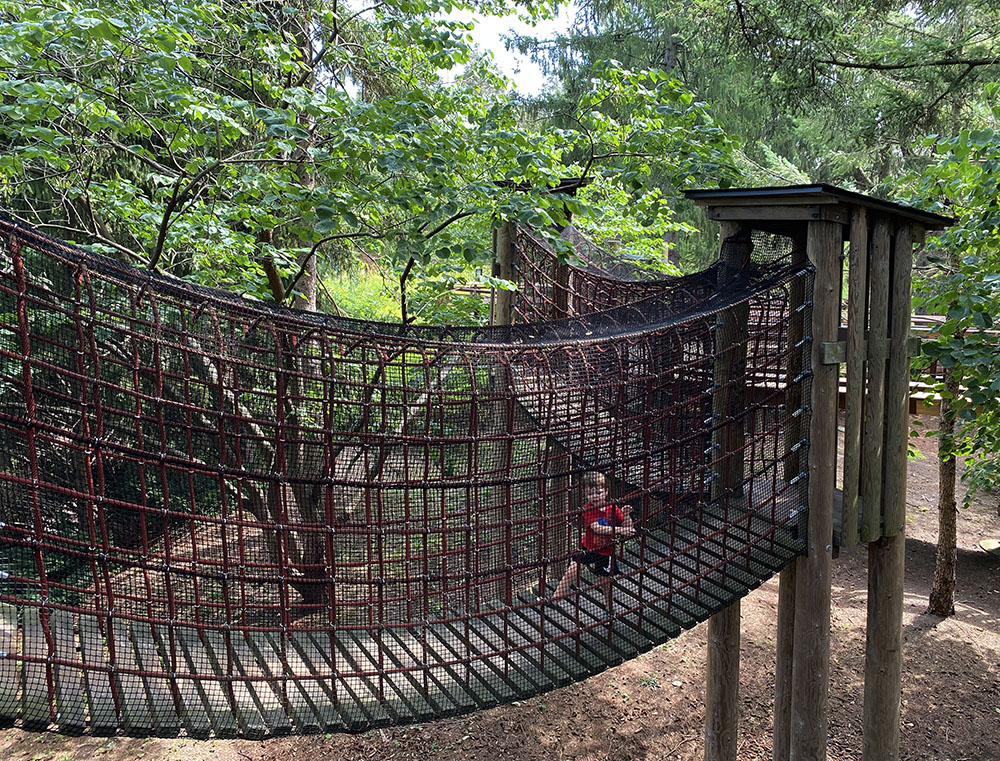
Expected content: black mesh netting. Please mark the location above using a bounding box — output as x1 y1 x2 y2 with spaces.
0 214 811 737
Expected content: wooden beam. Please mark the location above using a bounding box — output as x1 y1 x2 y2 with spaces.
841 207 868 548
863 534 905 761
862 223 915 761
789 220 841 761
707 205 849 224
774 227 807 761
706 603 741 760
883 223 914 537
704 221 749 761
700 195 842 207
860 218 891 543
773 564 796 761
552 261 571 318
823 335 921 363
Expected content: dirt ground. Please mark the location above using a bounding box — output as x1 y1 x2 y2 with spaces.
2 417 999 761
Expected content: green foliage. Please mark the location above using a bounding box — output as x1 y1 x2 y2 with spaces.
324 268 401 323
573 183 687 275
325 260 494 325
912 85 1000 500
0 0 737 312
517 0 1000 191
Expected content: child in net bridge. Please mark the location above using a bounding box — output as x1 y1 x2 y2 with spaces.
552 470 635 616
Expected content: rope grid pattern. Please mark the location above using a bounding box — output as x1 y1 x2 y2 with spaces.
0 213 812 737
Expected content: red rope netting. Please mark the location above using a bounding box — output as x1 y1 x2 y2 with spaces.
0 214 812 736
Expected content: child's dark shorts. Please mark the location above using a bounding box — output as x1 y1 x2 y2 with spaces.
572 548 618 577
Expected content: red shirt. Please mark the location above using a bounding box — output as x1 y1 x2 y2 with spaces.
581 502 626 556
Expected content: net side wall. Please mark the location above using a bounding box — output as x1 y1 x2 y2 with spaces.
0 218 810 736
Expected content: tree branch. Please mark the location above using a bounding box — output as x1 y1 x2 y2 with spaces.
816 56 998 71
399 255 415 324
423 210 476 239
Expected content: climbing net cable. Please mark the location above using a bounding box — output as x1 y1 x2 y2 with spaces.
0 214 812 737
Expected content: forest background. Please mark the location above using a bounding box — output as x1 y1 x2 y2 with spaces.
1 0 999 608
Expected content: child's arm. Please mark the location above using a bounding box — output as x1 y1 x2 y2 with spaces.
589 518 613 534
589 507 635 539
618 505 636 539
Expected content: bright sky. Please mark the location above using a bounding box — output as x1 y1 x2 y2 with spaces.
452 9 574 95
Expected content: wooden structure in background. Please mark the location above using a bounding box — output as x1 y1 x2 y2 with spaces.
687 185 951 761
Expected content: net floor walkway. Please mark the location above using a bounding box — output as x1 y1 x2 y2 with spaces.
0 498 802 738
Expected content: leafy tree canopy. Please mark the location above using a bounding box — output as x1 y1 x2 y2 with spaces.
514 0 1000 191
913 86 1000 499
0 0 737 314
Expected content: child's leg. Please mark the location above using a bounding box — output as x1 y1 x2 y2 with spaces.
600 576 613 614
553 561 580 599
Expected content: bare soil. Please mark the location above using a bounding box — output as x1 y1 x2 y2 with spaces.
3 417 999 761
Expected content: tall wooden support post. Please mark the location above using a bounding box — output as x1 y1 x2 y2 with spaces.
684 184 953 761
774 231 807 761
773 565 796 761
552 262 571 318
863 223 917 761
789 220 842 761
705 222 750 761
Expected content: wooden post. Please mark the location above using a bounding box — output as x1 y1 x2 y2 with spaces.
552 261 571 318
841 207 868 547
705 221 749 761
774 230 807 761
789 220 841 761
773 564 796 761
493 220 515 326
706 603 741 760
491 220 518 601
882 223 914 537
862 223 915 761
863 533 905 761
860 218 891 542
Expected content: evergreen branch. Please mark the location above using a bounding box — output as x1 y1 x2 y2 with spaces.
815 56 999 71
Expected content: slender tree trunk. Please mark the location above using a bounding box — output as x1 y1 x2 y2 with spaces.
267 0 325 608
929 19 969 618
928 364 959 616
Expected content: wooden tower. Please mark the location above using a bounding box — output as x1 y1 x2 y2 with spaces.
686 184 953 761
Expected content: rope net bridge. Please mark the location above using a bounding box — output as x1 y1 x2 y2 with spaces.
0 213 812 738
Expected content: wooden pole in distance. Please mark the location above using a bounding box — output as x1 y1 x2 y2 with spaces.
862 223 916 761
493 220 515 326
553 261 571 318
491 220 520 601
705 221 750 761
789 219 842 761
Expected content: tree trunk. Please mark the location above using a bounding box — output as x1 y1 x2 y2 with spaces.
928 364 959 616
